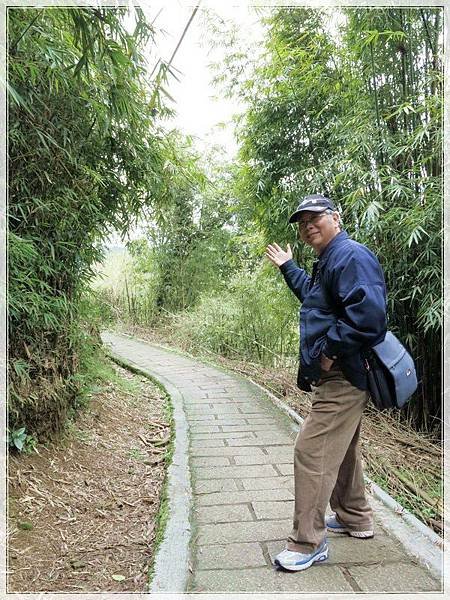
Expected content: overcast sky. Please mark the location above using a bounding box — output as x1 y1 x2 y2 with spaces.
140 2 265 157
107 3 265 247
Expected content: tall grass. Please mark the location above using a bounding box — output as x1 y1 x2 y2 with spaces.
97 253 300 369
174 266 299 367
93 247 161 326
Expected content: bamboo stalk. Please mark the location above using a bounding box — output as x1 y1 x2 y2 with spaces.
390 466 442 516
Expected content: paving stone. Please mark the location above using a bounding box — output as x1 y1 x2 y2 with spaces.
216 390 253 396
186 394 234 402
191 565 353 592
221 424 278 433
236 405 269 414
195 465 278 480
241 476 294 491
195 504 253 524
176 382 204 388
209 404 251 413
347 562 441 592
190 431 256 441
196 488 294 506
185 399 213 405
276 463 293 475
197 519 291 545
188 417 250 426
154 368 191 374
188 414 219 422
206 389 246 402
194 542 266 570
266 538 414 586
104 333 444 596
212 418 250 426
190 439 225 448
326 533 406 564
180 387 208 393
252 500 294 520
227 437 291 447
264 446 294 460
191 456 231 467
240 446 294 469
193 479 239 494
190 446 265 457
187 406 241 414
255 431 296 442
234 454 276 465
189 425 221 434
235 452 292 466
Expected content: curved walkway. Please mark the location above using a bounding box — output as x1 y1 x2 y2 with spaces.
101 331 442 594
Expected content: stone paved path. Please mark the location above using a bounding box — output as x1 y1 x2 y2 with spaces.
102 332 442 594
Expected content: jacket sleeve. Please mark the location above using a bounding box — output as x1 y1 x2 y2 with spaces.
322 250 387 359
279 259 311 302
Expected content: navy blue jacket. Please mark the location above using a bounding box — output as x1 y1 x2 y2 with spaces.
280 231 387 391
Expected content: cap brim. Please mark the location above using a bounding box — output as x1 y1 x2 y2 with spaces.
288 206 328 223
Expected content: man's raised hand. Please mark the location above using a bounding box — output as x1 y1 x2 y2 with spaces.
265 243 293 267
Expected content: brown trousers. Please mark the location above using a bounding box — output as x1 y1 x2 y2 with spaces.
287 368 373 553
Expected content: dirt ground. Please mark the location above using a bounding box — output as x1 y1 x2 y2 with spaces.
7 363 171 593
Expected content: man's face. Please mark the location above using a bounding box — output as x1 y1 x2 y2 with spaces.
297 210 341 254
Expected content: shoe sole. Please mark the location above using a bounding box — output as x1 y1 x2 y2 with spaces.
274 546 329 572
327 525 373 539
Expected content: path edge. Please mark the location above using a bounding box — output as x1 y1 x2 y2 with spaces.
105 348 193 594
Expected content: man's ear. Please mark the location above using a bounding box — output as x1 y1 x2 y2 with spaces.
332 212 341 228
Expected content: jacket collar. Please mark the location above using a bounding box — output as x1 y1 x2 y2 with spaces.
318 230 349 263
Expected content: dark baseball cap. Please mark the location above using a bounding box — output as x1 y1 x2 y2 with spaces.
288 194 336 223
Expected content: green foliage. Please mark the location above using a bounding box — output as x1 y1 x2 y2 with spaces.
7 427 37 454
128 448 147 461
8 427 27 451
65 312 132 418
221 7 442 431
369 470 441 528
92 7 442 435
8 7 196 437
174 264 299 366
95 144 244 324
140 144 238 315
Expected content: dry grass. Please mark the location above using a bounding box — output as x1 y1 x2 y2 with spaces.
7 363 172 593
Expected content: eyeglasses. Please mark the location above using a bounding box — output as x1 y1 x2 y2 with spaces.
297 211 330 230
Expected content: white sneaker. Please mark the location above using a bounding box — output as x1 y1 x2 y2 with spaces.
326 514 374 538
274 541 329 572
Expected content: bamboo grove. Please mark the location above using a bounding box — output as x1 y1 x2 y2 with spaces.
230 7 442 432
8 7 202 437
8 6 442 439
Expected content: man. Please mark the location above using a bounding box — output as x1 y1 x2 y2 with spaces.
265 193 387 572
